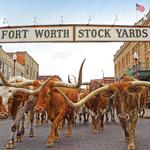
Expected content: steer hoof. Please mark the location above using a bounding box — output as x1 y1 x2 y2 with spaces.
5 141 15 149
16 136 22 142
65 130 72 137
92 129 100 134
29 130 34 137
125 137 129 143
54 138 59 143
46 139 54 148
128 143 136 150
65 133 72 137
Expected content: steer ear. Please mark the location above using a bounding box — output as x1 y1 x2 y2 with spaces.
128 86 143 93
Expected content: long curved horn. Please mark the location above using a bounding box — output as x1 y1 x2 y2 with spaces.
131 80 150 87
0 71 9 85
55 84 110 108
7 80 39 87
0 71 39 87
8 77 52 95
68 75 77 83
56 80 150 108
52 59 85 88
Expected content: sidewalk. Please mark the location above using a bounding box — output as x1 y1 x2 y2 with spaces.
143 108 150 119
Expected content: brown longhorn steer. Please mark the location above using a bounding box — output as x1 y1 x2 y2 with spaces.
77 80 112 133
56 78 150 150
34 59 85 148
0 59 84 148
0 75 51 149
34 75 79 147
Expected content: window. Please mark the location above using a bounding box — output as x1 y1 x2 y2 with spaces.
26 64 29 74
0 59 2 69
115 64 117 74
146 57 149 69
126 52 130 66
122 57 125 69
118 61 121 72
144 42 148 52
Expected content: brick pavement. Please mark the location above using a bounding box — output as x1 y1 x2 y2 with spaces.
0 117 150 150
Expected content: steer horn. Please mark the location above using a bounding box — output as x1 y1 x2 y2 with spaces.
0 71 40 87
51 59 85 88
68 74 89 86
55 85 110 108
55 80 150 108
8 77 52 95
68 75 77 83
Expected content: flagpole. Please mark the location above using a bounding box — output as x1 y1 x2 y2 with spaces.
136 7 137 21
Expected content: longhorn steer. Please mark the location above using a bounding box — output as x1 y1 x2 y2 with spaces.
57 78 150 150
0 74 51 149
0 59 84 148
34 59 85 147
34 76 80 147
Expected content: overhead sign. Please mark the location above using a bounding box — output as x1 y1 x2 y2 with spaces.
0 25 150 43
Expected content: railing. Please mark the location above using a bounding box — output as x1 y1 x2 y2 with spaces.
139 62 150 70
124 62 150 77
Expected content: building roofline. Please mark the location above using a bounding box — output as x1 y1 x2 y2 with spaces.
6 51 39 66
114 10 150 61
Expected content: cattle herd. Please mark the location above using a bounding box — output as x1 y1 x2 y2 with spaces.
0 59 150 150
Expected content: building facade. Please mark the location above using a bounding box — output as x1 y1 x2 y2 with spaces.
7 51 39 80
0 46 24 80
0 46 39 83
114 11 150 81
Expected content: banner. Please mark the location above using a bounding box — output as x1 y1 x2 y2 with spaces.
0 25 150 43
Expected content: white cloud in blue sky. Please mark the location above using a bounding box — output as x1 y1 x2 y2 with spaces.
0 0 150 81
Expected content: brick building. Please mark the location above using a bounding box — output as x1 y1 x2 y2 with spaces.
114 11 150 81
7 51 39 80
0 45 39 83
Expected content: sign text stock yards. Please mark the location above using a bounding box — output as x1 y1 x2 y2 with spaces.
0 25 150 43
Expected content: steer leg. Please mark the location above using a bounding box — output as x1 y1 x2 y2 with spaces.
47 111 65 147
65 113 73 137
105 112 109 124
35 113 41 127
20 114 25 136
5 125 16 149
91 115 96 133
29 111 35 137
111 107 116 123
16 125 22 142
128 111 138 150
100 113 104 131
119 119 129 143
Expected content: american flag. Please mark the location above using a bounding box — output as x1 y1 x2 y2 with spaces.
136 3 145 12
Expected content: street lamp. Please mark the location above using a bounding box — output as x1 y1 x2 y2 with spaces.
133 52 139 79
102 70 104 83
13 54 17 76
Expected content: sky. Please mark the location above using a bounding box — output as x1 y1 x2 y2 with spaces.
0 0 150 82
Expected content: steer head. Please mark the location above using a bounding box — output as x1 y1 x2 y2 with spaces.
34 59 85 113
35 86 51 113
113 84 130 121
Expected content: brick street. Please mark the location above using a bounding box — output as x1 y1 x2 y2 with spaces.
0 117 150 150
